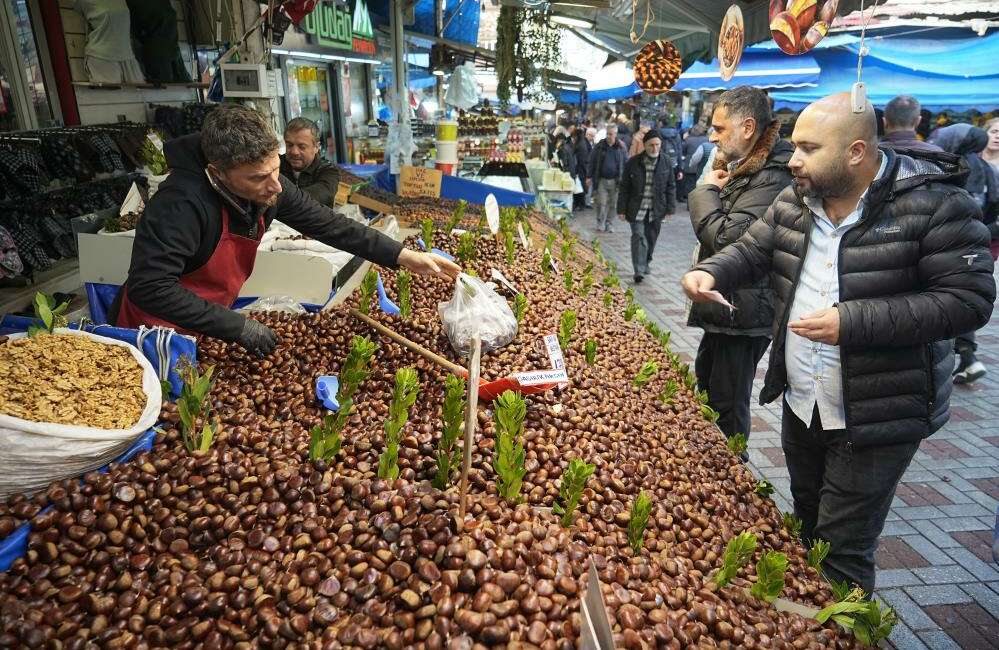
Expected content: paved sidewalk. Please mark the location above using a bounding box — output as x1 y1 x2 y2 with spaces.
569 206 999 650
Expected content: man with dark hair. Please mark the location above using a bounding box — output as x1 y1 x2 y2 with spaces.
589 124 628 232
112 104 459 355
881 95 942 153
280 117 340 205
686 85 793 446
616 131 676 283
683 92 995 594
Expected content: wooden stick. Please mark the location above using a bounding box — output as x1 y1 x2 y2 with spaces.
457 335 482 529
350 308 467 376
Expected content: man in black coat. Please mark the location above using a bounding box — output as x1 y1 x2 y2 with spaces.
616 131 676 283
683 93 995 594
111 104 459 355
279 117 341 206
687 86 794 445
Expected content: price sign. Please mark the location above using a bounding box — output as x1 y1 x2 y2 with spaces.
484 194 500 235
334 182 351 206
399 165 442 198
517 222 531 249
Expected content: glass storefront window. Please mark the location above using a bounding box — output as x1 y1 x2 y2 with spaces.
1 0 54 130
286 60 333 158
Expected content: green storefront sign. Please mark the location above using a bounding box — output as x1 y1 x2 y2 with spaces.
302 0 376 55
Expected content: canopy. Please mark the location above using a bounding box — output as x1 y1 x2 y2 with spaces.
673 51 820 92
506 0 868 69
369 0 480 46
769 29 999 111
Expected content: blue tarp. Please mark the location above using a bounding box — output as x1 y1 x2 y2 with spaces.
768 30 999 111
373 167 535 207
672 51 820 92
368 0 480 46
561 83 639 104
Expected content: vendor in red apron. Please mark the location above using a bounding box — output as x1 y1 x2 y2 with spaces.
110 104 460 356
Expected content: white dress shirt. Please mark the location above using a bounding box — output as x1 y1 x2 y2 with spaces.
784 153 888 429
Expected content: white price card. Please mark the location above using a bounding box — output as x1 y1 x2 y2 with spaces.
485 194 500 235
542 333 570 388
490 268 519 295
517 222 531 249
147 132 164 152
515 368 569 386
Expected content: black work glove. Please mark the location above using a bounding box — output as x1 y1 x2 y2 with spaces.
238 318 278 357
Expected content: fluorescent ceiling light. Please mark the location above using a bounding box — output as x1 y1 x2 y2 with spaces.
551 15 594 29
271 48 379 65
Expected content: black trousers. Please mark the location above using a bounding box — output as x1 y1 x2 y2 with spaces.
694 333 770 439
781 402 918 594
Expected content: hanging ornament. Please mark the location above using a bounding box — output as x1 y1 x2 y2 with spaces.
633 40 682 94
718 5 745 82
770 0 838 55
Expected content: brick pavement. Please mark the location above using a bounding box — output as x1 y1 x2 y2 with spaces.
568 206 999 650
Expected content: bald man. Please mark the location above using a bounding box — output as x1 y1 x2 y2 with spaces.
682 93 995 594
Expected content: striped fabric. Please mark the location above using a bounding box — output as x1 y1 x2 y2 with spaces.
639 155 657 218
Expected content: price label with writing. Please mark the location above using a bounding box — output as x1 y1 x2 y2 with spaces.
399 165 443 198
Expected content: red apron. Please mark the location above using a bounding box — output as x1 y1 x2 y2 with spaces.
116 205 264 334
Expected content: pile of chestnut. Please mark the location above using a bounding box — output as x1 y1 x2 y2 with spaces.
0 208 863 649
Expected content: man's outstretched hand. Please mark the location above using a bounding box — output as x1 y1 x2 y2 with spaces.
397 249 461 280
789 308 840 345
681 270 717 302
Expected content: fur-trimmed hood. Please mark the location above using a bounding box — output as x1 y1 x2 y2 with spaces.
712 120 790 179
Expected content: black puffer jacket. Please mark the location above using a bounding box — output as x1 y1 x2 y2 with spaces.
695 148 996 447
688 122 793 336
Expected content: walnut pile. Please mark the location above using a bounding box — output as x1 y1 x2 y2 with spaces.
0 334 146 429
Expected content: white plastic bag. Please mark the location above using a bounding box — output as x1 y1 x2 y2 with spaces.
237 295 307 314
0 329 162 498
445 62 480 110
438 273 518 357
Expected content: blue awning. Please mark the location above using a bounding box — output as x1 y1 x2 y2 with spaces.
672 51 820 92
768 29 999 112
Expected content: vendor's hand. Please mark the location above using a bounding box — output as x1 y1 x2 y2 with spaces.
681 270 717 302
238 318 278 357
705 169 730 189
789 308 840 345
398 248 461 280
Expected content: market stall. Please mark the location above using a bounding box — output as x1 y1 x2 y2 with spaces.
0 174 882 647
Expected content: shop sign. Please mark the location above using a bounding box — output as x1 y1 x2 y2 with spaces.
302 0 376 56
399 165 442 198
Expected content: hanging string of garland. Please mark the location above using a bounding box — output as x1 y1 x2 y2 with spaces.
496 6 562 106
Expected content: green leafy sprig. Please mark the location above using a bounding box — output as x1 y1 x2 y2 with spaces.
628 491 653 554
432 374 466 490
552 458 595 527
584 340 597 365
633 361 659 388
558 310 576 349
749 551 788 604
359 269 378 316
513 293 528 325
177 361 217 453
27 292 70 336
377 368 421 480
807 539 830 570
421 218 434 252
396 270 412 319
713 532 758 587
492 390 527 502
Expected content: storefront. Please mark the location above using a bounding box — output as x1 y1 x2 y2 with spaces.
272 0 387 164
0 0 59 132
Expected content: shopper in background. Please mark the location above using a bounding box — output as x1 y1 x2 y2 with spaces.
682 92 995 594
686 86 793 445
982 116 999 174
279 118 340 206
615 114 633 152
929 123 999 384
616 131 676 284
112 104 459 354
680 124 711 201
589 124 628 233
880 95 943 153
584 127 597 207
555 132 577 187
573 125 592 211
629 125 651 158
658 116 685 183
